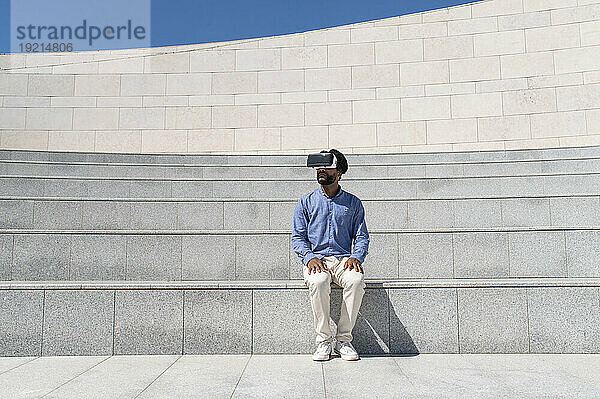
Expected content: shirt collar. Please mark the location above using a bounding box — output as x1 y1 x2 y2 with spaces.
320 185 343 200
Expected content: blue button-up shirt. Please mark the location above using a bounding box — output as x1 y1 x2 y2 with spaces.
292 185 369 266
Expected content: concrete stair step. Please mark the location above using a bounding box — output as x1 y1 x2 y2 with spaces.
3 157 600 179
1 173 597 199
1 195 598 231
1 227 598 281
1 277 599 356
3 145 600 164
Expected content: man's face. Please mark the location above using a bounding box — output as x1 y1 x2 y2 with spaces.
316 167 339 186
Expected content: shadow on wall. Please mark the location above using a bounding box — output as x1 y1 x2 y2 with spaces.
328 286 420 356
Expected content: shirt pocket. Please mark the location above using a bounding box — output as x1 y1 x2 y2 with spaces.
333 205 352 227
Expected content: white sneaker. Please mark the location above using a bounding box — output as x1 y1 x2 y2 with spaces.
335 340 359 360
312 340 333 361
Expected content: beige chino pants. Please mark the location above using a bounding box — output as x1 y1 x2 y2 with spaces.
303 255 366 345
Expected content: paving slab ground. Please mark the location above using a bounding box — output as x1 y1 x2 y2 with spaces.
1 353 599 398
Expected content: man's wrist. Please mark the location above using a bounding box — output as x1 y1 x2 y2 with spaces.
303 253 320 265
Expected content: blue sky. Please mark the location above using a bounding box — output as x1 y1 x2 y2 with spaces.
0 0 475 54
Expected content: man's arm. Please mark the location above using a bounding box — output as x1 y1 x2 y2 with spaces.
349 199 369 264
291 198 320 266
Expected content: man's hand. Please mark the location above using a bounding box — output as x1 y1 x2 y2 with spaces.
307 257 328 274
343 258 364 273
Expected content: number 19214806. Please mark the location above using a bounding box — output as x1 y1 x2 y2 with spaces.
19 42 73 52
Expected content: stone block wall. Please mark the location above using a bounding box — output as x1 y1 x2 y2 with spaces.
1 0 600 154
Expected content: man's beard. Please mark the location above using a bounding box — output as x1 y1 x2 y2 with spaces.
317 172 336 185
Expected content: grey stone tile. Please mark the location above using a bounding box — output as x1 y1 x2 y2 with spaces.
6 151 50 162
224 202 269 230
458 288 529 353
528 287 600 353
553 354 600 391
48 152 89 163
84 179 130 198
0 290 44 356
126 235 181 280
164 166 204 179
415 178 464 199
566 230 600 277
278 181 320 199
42 290 114 356
464 354 600 398
544 174 600 196
453 232 510 278
509 231 566 277
399 233 453 279
345 165 388 178
424 163 463 177
393 354 512 397
130 202 177 230
176 202 224 229
182 235 235 280
129 180 171 198
33 200 83 229
550 196 600 227
125 166 166 178
82 201 131 229
136 355 249 399
253 289 314 353
212 180 253 199
463 161 541 176
362 234 397 279
542 159 600 174
171 180 214 198
3 162 49 176
43 355 178 399
0 177 45 197
0 200 34 228
363 200 408 230
232 355 324 399
235 235 289 279
70 235 126 280
381 165 427 179
183 290 252 354
0 356 107 399
501 198 551 227
407 199 454 229
389 288 458 354
12 234 71 280
374 179 416 199
0 356 35 374
47 164 90 177
43 178 88 197
453 199 503 228
269 201 295 230
0 235 12 280
289 235 303 280
324 356 416 398
498 175 547 197
114 290 183 355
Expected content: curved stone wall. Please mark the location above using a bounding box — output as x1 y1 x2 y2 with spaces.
1 0 600 154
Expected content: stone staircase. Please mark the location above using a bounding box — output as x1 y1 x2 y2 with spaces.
1 146 600 357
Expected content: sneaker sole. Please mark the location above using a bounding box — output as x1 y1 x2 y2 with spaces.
312 354 330 361
334 348 359 361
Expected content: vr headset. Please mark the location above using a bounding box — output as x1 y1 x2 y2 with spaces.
307 152 337 170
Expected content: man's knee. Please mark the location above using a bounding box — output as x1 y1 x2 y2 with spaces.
343 272 365 291
305 270 331 292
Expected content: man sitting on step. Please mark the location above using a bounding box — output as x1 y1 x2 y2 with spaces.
292 149 369 362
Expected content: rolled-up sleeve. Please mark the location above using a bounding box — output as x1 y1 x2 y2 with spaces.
291 198 319 266
350 199 369 264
